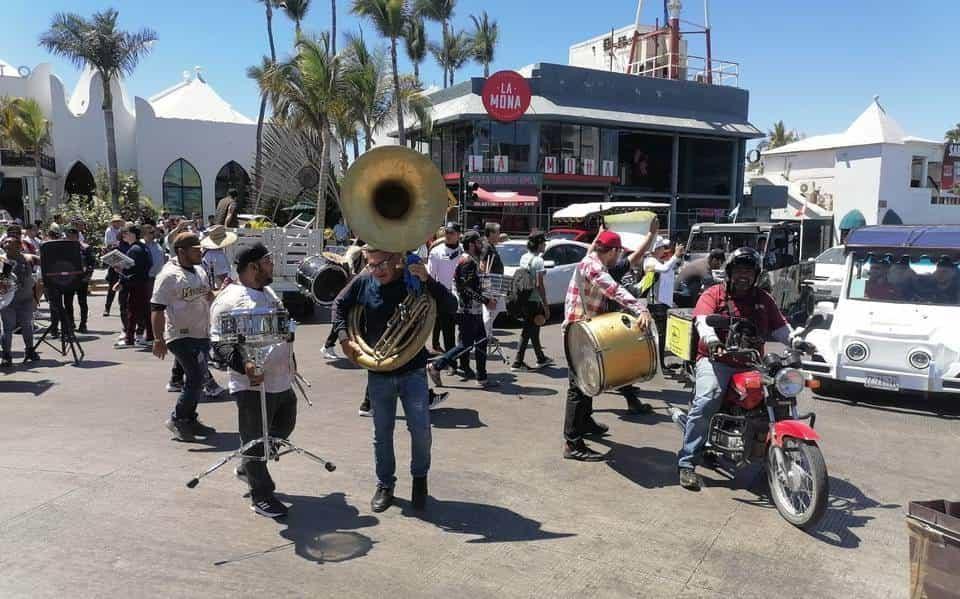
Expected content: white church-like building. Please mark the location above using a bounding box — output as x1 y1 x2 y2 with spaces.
0 59 255 222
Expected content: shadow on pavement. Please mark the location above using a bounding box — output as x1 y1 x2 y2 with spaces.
429 407 486 429
815 391 960 420
594 407 673 426
70 360 122 369
185 431 242 453
401 497 575 543
593 438 680 489
0 379 56 396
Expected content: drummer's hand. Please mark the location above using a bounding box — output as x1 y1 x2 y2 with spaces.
340 340 361 364
636 309 651 331
245 361 265 386
650 216 660 235
408 262 429 282
152 338 167 360
486 298 498 310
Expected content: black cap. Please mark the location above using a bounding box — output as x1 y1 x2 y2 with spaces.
461 230 481 246
444 222 461 234
236 243 271 272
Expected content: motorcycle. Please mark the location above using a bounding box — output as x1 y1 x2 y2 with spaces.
670 314 829 529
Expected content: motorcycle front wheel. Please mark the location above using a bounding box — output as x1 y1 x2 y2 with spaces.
766 438 828 529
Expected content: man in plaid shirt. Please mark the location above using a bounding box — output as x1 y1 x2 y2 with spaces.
562 230 651 461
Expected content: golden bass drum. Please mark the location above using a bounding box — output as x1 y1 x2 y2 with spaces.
564 311 658 396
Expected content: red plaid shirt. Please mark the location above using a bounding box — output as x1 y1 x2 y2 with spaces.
564 253 646 326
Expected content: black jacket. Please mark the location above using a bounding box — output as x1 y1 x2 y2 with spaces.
121 242 152 284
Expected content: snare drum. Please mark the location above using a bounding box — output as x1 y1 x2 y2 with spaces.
480 273 512 297
218 307 291 347
564 311 658 396
297 254 350 303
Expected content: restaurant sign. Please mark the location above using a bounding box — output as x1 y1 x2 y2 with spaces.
465 172 542 187
481 70 532 123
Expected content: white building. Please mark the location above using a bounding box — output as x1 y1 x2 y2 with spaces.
760 97 954 241
0 59 255 222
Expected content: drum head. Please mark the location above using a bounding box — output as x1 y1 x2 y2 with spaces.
297 255 348 303
565 322 603 397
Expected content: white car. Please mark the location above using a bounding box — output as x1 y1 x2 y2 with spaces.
800 226 960 397
498 239 590 307
808 245 845 302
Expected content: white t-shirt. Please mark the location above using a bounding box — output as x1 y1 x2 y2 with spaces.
643 254 679 307
203 249 230 280
209 284 292 394
520 252 546 304
151 259 212 342
103 226 121 248
427 243 462 291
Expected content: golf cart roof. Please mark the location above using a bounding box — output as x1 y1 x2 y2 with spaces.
551 201 670 220
845 225 960 252
689 222 798 234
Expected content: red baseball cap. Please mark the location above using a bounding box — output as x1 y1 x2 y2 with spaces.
595 230 623 250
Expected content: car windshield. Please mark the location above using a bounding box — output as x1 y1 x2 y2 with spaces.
498 244 527 267
546 231 579 241
816 246 845 265
848 253 960 306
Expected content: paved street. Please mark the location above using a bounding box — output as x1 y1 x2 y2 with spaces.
1 292 957 599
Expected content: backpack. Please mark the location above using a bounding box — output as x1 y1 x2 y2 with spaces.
506 265 535 315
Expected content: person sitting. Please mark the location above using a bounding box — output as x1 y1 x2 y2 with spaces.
886 256 916 300
924 256 960 304
864 256 896 301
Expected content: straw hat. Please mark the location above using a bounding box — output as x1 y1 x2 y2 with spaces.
110 214 124 223
200 225 238 249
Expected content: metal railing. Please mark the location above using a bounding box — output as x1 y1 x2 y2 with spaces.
0 149 56 172
626 53 740 87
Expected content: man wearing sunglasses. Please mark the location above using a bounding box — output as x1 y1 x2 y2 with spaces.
333 248 457 513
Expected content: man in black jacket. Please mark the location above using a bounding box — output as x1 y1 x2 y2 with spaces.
334 248 457 513
115 224 152 349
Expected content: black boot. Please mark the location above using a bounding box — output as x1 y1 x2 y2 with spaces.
679 467 702 491
412 476 428 509
371 486 394 513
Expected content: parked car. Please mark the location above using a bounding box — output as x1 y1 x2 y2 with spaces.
799 226 960 398
807 245 845 303
498 239 590 308
546 228 592 243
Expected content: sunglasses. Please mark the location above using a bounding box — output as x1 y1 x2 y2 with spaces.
367 257 395 272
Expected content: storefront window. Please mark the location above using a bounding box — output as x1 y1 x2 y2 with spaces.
441 127 455 173
512 122 532 171
430 132 442 168
490 121 514 169
618 131 672 192
561 124 580 161
600 129 619 176
539 123 562 170
474 120 491 169
580 126 598 174
679 137 734 196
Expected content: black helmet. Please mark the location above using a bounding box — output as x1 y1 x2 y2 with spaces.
724 247 762 285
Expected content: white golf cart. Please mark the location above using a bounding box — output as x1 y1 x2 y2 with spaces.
799 225 960 398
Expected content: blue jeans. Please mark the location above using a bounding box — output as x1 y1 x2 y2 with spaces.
167 337 210 421
677 358 738 469
368 368 432 488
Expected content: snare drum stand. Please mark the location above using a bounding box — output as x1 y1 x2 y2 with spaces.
186 340 335 490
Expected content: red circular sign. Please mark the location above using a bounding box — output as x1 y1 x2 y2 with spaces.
481 71 532 123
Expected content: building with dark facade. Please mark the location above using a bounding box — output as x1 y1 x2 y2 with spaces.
400 62 762 237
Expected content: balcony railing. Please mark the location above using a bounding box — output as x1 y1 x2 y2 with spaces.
0 148 56 173
626 53 740 88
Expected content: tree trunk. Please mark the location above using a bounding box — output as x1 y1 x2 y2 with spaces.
390 39 405 146
266 4 277 60
331 0 337 54
414 61 420 83
315 122 331 236
339 142 349 176
352 133 360 160
34 148 44 221
449 68 455 85
484 62 489 78
254 94 267 208
101 78 121 213
362 123 373 151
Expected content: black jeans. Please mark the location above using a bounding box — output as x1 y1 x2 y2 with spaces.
74 282 89 326
648 303 669 367
105 269 119 312
435 313 487 378
167 337 210 421
564 368 594 444
514 304 546 365
47 288 73 334
432 310 456 352
324 326 337 349
235 388 297 501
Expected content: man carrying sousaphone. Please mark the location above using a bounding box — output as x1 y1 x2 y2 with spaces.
333 247 457 512
562 230 651 461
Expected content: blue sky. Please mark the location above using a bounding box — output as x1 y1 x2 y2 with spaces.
3 0 957 142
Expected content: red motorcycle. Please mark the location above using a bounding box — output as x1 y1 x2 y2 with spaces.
671 315 829 529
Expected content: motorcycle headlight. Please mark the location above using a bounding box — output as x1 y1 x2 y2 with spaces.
845 342 869 362
774 368 806 397
908 350 931 370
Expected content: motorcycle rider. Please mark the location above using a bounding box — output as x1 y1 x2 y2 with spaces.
677 247 792 490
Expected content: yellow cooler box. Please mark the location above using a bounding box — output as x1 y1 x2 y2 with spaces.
665 308 698 362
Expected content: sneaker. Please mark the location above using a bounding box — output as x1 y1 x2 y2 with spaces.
165 418 196 442
250 495 289 518
321 346 339 360
459 368 477 380
136 336 151 348
426 363 443 387
49 329 60 339
625 397 654 415
204 382 225 398
234 466 250 487
679 467 702 491
477 378 499 388
1 354 12 368
166 380 184 393
23 349 40 363
371 486 394 513
114 339 133 349
584 419 609 436
190 419 217 437
101 310 110 317
412 476 428 510
428 390 449 409
358 398 372 417
534 356 555 369
563 440 606 462
77 324 88 334
511 362 532 372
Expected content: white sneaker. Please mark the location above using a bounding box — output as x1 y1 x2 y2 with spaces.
321 346 339 360
429 390 449 410
114 339 133 349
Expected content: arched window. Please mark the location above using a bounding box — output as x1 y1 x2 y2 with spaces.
215 161 250 208
64 161 96 198
162 158 202 217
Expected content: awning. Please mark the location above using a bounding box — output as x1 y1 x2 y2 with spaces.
839 209 867 230
474 187 539 206
881 209 903 225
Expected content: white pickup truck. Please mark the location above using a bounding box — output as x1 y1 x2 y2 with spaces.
799 225 960 398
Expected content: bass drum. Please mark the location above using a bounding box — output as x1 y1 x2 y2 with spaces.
297 253 350 304
564 311 658 396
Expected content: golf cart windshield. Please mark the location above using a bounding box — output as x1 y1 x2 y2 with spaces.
848 253 960 306
687 232 760 254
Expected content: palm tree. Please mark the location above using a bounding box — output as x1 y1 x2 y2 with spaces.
431 28 470 86
252 1 282 208
404 16 427 83
39 9 156 212
331 0 337 54
281 0 311 35
6 99 51 219
945 123 960 143
415 0 455 79
351 0 409 145
343 31 391 151
767 120 799 150
252 34 343 232
469 11 497 77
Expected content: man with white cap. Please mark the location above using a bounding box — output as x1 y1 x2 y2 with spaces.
642 236 684 368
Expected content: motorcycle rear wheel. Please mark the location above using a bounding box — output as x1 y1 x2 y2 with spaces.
767 439 828 529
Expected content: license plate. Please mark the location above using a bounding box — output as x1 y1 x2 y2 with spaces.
864 375 899 391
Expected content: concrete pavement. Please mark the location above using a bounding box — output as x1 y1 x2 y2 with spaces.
0 294 957 598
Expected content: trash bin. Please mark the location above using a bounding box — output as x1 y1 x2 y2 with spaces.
907 500 960 599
